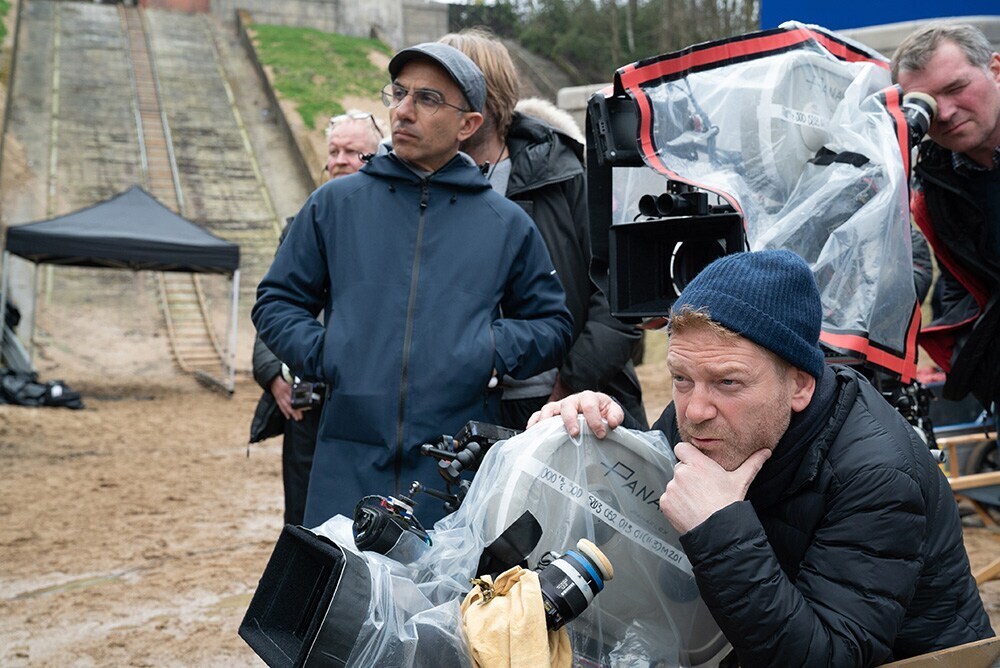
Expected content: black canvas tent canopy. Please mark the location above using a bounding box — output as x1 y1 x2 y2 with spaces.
0 186 241 389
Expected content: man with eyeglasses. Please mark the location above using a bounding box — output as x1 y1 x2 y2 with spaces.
253 43 573 529
324 110 383 180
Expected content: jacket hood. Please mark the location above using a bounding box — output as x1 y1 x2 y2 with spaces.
506 111 584 196
361 150 493 192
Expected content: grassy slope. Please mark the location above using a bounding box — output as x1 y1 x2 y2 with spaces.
250 24 391 130
0 0 11 49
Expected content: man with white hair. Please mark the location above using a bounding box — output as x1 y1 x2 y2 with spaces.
251 111 384 526
324 110 383 180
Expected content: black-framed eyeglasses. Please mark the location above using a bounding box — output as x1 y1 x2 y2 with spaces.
381 83 469 115
328 111 383 139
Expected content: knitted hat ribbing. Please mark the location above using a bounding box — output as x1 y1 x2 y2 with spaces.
671 250 825 379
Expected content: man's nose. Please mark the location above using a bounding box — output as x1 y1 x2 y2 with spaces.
393 93 417 121
934 96 956 124
684 385 717 423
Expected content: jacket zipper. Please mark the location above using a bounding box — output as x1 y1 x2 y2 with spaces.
395 179 430 494
486 324 496 410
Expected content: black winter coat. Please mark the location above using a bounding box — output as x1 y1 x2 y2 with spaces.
506 112 646 425
653 366 993 666
912 141 1000 403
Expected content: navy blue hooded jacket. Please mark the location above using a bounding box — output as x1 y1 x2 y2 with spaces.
252 151 572 527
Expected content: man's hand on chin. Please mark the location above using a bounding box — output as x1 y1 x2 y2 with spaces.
659 441 771 533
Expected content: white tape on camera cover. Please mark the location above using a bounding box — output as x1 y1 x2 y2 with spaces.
516 455 694 576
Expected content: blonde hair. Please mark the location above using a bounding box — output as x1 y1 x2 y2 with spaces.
668 306 737 339
669 306 790 373
439 29 520 141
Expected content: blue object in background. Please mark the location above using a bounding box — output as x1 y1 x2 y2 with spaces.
761 1 999 31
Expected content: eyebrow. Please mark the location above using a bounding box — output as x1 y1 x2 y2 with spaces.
667 359 751 378
393 81 446 96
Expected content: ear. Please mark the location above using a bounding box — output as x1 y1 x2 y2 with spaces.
790 369 816 413
456 112 485 143
990 53 1000 84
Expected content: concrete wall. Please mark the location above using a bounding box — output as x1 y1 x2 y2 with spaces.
209 0 446 50
838 15 1000 58
337 0 402 47
141 0 210 11
211 0 338 32
402 1 448 45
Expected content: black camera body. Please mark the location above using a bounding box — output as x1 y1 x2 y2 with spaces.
352 494 431 561
350 421 519 559
289 379 324 410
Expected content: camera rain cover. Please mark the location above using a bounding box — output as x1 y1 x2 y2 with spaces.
606 22 921 380
312 417 729 667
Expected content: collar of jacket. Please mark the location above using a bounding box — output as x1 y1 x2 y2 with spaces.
505 112 584 197
656 364 858 509
747 365 855 510
361 150 493 192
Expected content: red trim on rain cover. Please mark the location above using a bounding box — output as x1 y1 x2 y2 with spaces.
619 27 885 91
819 304 921 382
619 25 919 380
881 87 910 180
616 25 888 239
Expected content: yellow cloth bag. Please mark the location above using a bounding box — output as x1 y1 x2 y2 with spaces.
460 566 572 668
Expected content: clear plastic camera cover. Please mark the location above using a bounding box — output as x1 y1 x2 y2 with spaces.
312 417 731 667
610 22 920 380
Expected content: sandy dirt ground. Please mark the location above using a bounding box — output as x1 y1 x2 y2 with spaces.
0 322 995 667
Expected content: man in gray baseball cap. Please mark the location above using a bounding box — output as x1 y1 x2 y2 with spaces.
252 42 572 529
388 42 487 113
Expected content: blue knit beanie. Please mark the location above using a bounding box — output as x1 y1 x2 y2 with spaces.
670 250 825 379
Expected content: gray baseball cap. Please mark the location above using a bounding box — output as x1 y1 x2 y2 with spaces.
388 42 486 113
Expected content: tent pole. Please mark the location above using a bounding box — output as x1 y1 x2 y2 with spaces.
29 263 40 364
0 252 9 352
226 269 240 392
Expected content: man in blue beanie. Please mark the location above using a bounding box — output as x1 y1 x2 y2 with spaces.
529 249 993 666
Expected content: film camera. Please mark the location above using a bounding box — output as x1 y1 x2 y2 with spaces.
242 27 942 668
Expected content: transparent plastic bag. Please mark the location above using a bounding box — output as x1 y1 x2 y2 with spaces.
312 417 730 667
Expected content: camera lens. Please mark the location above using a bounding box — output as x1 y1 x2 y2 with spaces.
638 194 660 217
352 504 385 550
671 239 727 293
536 539 614 630
901 92 936 149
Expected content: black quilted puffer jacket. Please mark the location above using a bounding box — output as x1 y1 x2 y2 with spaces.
653 365 994 666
